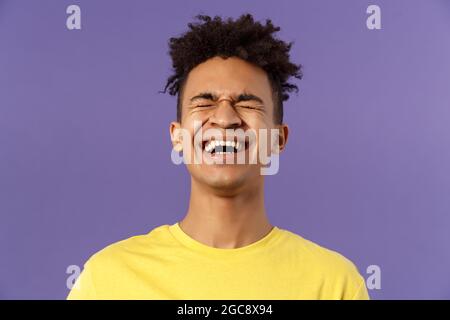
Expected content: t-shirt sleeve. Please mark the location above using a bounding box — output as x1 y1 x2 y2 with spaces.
335 258 370 300
66 261 97 300
350 277 370 300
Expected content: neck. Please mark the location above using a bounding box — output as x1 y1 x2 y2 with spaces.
179 177 273 249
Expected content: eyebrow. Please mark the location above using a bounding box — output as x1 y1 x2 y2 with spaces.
189 91 264 104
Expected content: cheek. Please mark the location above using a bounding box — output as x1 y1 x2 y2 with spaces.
181 115 205 140
243 116 272 139
185 109 212 122
251 125 277 155
175 121 197 164
239 109 272 126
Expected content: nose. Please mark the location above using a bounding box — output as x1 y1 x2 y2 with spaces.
209 98 242 129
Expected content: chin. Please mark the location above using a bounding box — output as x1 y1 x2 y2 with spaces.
191 165 258 192
206 176 244 191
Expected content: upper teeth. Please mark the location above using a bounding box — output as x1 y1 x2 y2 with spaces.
204 140 241 153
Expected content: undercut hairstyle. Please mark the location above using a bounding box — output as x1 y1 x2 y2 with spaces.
162 13 303 124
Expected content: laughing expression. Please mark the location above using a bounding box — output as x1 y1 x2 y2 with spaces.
170 56 288 192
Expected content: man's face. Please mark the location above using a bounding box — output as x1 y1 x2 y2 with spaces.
170 56 288 193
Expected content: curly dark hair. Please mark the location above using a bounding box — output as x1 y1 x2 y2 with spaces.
162 13 302 124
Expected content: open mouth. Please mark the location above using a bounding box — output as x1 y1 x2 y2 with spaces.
201 139 248 155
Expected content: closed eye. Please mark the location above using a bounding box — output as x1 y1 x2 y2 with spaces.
195 104 214 108
236 105 260 110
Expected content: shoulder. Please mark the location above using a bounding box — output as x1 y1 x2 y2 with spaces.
68 224 174 299
277 227 368 299
84 224 173 268
279 228 360 270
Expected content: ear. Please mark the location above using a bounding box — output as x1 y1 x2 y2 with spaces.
169 121 183 152
273 124 289 154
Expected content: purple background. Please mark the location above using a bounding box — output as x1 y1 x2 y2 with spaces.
1 0 449 300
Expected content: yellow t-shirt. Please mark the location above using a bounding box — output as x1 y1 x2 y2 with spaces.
67 223 369 300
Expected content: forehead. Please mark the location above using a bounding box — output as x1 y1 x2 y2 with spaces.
182 56 273 103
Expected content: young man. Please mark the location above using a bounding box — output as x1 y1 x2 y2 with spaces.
68 14 369 300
